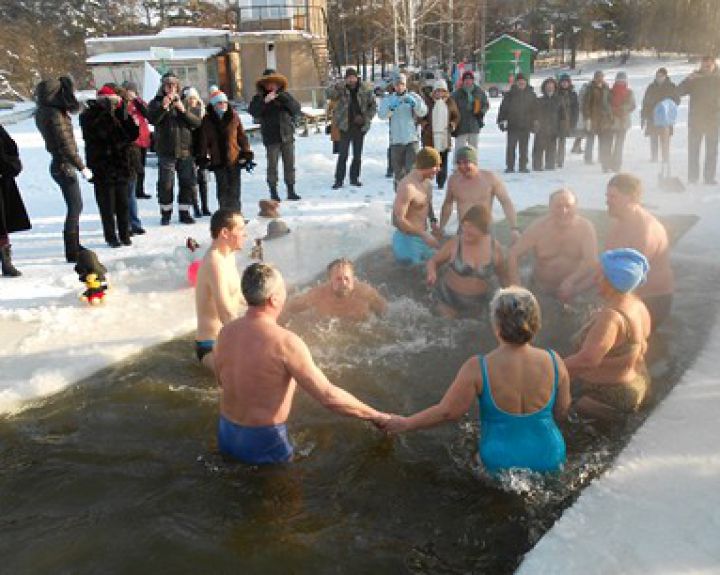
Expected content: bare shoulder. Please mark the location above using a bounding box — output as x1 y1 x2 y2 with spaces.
355 280 382 298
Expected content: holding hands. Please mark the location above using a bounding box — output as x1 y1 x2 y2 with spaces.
374 414 410 435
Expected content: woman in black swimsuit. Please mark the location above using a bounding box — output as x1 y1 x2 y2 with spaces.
426 204 508 318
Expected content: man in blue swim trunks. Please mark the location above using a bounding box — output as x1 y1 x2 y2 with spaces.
194 208 246 373
214 263 390 465
392 147 442 265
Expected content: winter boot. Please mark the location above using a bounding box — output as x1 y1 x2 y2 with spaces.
269 184 281 202
160 210 172 226
179 211 196 225
63 230 80 263
287 185 301 201
0 244 21 277
199 183 211 216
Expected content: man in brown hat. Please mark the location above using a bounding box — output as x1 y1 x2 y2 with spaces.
392 147 442 264
248 69 302 202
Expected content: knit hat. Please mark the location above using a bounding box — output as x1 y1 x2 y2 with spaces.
97 85 116 97
415 147 442 169
600 248 649 293
455 145 478 166
182 86 200 101
433 79 448 91
461 71 475 81
615 71 628 82
162 71 179 85
345 67 358 79
208 86 228 106
558 73 571 82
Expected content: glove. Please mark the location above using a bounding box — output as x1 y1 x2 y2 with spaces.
81 167 93 181
584 119 592 132
404 96 415 108
242 159 257 174
498 120 508 132
353 114 365 127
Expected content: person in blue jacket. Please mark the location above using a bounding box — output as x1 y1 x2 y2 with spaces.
380 286 571 475
378 74 428 189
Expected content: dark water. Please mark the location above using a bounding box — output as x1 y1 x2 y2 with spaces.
1 246 717 574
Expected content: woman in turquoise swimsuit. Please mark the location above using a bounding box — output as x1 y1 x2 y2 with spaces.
426 204 508 318
381 286 571 474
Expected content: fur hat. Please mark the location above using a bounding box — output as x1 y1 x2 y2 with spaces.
182 86 200 101
263 219 291 240
415 147 442 169
75 247 107 282
258 199 281 218
257 70 289 92
433 79 448 92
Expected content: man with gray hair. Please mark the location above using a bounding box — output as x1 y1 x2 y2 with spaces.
214 263 389 464
507 188 597 301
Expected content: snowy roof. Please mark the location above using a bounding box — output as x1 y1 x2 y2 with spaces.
86 48 223 65
86 27 229 44
483 34 539 53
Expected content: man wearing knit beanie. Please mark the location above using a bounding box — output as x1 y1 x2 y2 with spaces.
391 147 441 265
437 145 520 240
326 66 377 189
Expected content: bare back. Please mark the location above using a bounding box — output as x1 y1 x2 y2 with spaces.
606 207 674 297
216 316 298 426
195 247 242 341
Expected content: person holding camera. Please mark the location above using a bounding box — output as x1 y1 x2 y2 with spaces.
79 84 140 248
198 87 254 213
378 74 428 189
326 68 377 189
148 71 202 225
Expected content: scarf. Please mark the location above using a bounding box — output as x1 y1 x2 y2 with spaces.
432 98 449 152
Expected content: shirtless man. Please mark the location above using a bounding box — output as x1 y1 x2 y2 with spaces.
438 145 521 243
284 258 387 321
604 173 674 328
507 189 598 301
392 147 442 265
214 263 389 464
195 208 246 373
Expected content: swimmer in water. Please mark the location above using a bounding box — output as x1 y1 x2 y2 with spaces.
380 286 571 474
565 248 652 422
437 145 520 242
194 208 246 374
426 204 507 318
214 263 390 465
284 258 387 321
507 188 598 302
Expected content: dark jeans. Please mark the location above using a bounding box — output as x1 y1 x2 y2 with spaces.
157 155 196 214
584 131 612 169
127 178 142 230
196 167 209 211
335 127 365 183
556 136 567 167
610 130 628 172
135 147 148 197
390 142 418 189
266 140 295 188
214 165 242 211
688 123 719 183
506 129 530 170
533 133 557 170
94 177 130 243
436 149 449 188
50 159 83 232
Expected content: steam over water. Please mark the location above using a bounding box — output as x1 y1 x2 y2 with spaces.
0 248 717 573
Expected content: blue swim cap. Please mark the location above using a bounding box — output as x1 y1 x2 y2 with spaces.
600 248 650 293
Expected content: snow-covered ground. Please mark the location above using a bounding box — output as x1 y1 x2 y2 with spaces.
2 54 720 572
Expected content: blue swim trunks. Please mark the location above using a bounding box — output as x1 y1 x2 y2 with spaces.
392 230 435 265
218 415 294 465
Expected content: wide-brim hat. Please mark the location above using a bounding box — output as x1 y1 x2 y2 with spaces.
263 219 291 240
258 199 281 218
256 72 289 92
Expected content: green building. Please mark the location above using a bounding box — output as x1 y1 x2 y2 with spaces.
480 34 538 89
